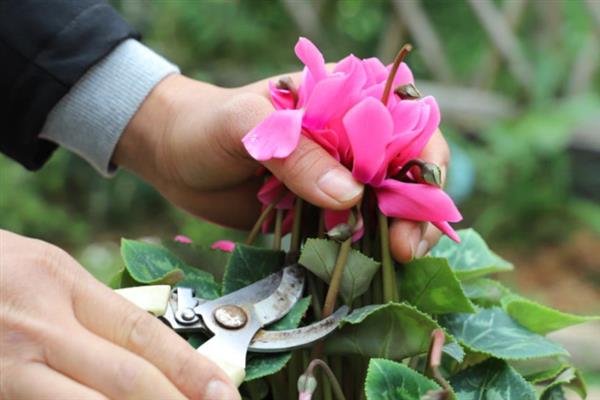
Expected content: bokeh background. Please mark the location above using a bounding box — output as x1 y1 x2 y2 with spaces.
1 0 599 393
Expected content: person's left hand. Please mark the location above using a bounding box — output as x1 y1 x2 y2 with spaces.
113 74 450 262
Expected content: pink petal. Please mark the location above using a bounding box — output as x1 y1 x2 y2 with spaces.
257 176 295 209
173 235 192 244
343 97 393 184
303 74 349 131
362 57 388 86
242 109 304 161
391 100 422 136
269 81 296 110
387 62 414 87
325 209 351 231
295 37 328 83
433 221 461 243
403 96 440 161
375 179 462 224
304 128 340 159
211 240 236 252
297 67 314 108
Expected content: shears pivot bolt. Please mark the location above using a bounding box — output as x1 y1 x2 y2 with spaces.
214 305 247 329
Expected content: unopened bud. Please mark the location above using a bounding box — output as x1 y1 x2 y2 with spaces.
394 83 422 100
327 223 353 241
297 374 318 395
421 162 442 187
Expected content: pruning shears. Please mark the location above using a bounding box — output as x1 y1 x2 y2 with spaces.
115 265 348 386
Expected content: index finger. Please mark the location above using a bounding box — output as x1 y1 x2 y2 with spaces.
389 129 451 262
69 265 241 400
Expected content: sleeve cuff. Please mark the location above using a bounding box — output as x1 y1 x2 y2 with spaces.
40 39 180 177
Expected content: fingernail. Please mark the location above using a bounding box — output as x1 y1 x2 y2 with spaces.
415 240 429 258
203 380 240 400
317 168 363 203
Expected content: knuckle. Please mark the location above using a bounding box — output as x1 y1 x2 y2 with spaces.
220 92 272 137
115 358 146 396
120 310 158 350
281 142 324 184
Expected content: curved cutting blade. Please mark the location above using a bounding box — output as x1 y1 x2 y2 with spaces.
252 265 304 326
248 305 349 353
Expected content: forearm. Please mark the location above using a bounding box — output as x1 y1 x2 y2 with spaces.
0 0 138 170
40 39 179 176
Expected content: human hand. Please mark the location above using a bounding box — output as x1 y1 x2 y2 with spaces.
0 230 240 400
113 74 450 262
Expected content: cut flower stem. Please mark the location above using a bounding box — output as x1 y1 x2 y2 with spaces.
378 209 398 302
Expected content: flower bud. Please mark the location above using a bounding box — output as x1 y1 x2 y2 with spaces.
297 374 318 395
421 162 442 187
327 223 353 241
394 83 422 100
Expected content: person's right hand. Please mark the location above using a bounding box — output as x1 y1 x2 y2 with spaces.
0 230 240 400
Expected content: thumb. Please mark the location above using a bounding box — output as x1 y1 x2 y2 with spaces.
262 136 363 210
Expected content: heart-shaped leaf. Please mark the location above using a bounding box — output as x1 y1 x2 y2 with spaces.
365 358 440 400
539 367 587 400
461 278 508 307
430 229 513 280
501 294 600 335
121 239 185 285
450 359 536 400
299 238 380 304
325 303 447 360
439 307 568 360
222 244 284 294
399 257 475 314
510 356 571 383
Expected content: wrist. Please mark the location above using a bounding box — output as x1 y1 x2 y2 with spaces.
113 74 185 185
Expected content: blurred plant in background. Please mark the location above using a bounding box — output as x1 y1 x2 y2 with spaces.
2 0 599 283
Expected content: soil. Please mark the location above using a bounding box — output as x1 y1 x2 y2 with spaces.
498 229 600 315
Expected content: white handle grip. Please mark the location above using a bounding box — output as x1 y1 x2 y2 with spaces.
197 336 246 387
115 286 246 386
115 285 171 316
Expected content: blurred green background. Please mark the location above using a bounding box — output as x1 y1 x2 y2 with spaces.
2 0 599 325
2 0 599 393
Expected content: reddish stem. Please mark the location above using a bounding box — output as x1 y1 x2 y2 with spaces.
381 44 413 105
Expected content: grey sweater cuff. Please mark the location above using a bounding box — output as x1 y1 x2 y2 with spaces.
40 39 180 176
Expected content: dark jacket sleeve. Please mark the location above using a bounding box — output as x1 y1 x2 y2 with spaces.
0 0 140 170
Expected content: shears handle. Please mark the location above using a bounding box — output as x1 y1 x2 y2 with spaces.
115 285 171 316
114 286 246 386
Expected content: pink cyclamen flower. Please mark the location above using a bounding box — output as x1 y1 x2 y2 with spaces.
211 240 236 253
173 235 193 244
242 37 462 242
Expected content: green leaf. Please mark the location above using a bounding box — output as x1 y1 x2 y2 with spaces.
365 358 440 400
177 264 221 300
443 342 465 363
399 257 475 314
222 244 284 294
541 386 566 400
501 293 600 335
461 278 509 307
510 357 571 383
299 238 380 304
244 297 311 381
163 240 230 281
439 307 569 360
539 367 587 400
430 229 513 280
450 359 536 400
121 239 185 285
325 303 447 360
